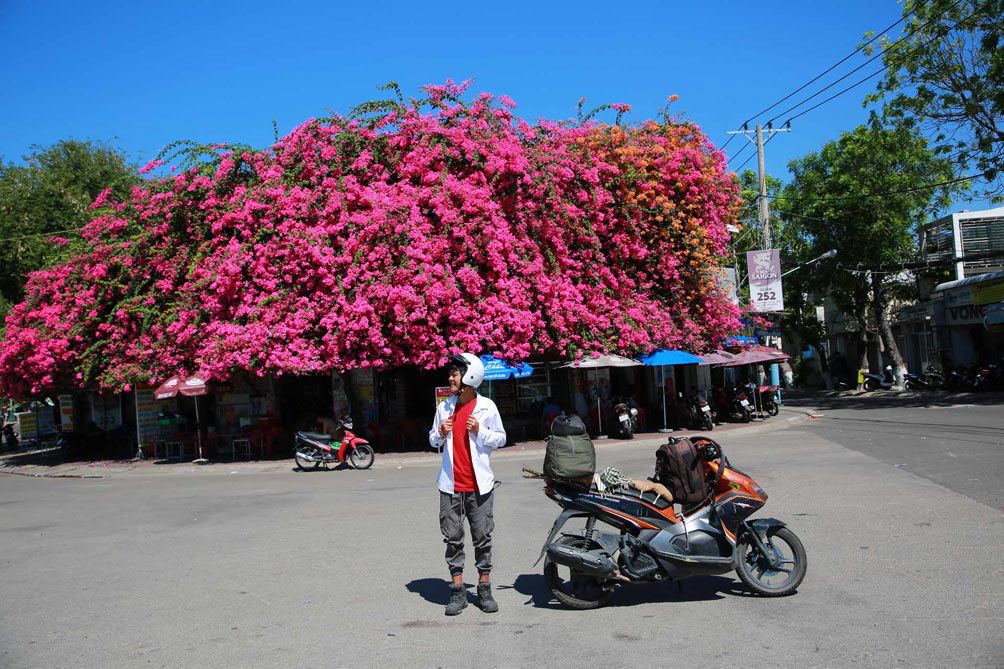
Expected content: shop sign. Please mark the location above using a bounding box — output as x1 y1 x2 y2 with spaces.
945 287 973 308
435 386 453 408
946 303 988 325
973 280 1004 305
58 394 74 432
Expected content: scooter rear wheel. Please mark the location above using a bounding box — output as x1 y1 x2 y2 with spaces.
294 446 321 471
543 535 614 610
766 402 779 417
735 526 807 597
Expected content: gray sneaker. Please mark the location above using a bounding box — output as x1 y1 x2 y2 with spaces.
477 583 499 613
445 585 467 616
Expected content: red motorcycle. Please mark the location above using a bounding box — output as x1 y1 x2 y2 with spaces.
293 417 375 470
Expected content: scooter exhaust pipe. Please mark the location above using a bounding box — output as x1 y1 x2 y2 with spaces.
546 543 617 577
294 451 319 462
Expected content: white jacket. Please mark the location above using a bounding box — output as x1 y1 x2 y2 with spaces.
429 393 507 495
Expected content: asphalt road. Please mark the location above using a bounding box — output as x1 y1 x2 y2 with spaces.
1 401 1001 668
785 391 1004 511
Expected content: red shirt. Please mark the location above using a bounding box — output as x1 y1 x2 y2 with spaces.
451 398 477 493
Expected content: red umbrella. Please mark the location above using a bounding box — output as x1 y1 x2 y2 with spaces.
699 350 738 365
152 374 209 460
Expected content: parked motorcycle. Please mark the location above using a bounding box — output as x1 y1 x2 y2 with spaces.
905 365 944 390
945 364 978 392
683 393 714 431
2 423 17 451
293 417 375 470
757 385 780 417
862 366 894 391
726 388 753 423
612 398 639 439
536 437 807 609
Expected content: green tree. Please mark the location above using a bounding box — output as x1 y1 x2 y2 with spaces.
0 140 139 315
866 0 1004 196
780 123 963 385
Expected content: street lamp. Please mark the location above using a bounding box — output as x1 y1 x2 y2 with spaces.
781 249 837 278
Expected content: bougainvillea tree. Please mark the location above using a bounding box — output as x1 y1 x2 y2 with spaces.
0 81 742 397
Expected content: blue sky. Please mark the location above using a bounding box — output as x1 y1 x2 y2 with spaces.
0 0 992 212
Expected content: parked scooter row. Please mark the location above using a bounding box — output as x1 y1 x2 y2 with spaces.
866 359 1004 392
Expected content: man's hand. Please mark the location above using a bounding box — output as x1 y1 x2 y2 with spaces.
467 415 480 434
439 418 453 436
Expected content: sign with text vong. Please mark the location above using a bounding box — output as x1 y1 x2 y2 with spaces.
747 249 784 312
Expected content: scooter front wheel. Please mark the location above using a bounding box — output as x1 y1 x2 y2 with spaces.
543 535 614 610
348 444 375 469
766 402 779 417
735 526 807 597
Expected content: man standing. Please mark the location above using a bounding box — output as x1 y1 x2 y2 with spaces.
429 352 506 616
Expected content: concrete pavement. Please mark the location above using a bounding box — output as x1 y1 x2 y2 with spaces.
0 403 1001 667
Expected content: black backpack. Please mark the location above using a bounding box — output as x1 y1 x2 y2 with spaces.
653 437 712 506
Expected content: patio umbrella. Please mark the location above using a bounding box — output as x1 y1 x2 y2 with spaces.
699 350 737 365
559 355 643 438
153 374 209 461
722 346 789 367
638 350 703 433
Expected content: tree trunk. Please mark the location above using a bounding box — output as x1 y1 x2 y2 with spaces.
871 273 907 388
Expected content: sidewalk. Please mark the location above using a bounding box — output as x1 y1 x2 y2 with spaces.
0 407 817 479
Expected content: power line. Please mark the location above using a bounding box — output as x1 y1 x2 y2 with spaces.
770 172 986 203
768 0 969 126
717 10 912 151
743 13 911 127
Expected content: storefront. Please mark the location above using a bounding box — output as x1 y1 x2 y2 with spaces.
933 271 1004 367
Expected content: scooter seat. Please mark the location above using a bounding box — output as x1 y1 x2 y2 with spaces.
613 487 674 510
297 431 332 442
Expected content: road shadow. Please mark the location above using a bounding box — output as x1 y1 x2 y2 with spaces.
503 573 742 609
783 390 1004 412
406 577 484 606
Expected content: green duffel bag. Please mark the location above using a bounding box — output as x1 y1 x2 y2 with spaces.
543 432 596 479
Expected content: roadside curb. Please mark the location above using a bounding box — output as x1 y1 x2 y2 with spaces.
0 409 813 479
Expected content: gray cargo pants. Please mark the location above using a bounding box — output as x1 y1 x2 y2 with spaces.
439 490 494 575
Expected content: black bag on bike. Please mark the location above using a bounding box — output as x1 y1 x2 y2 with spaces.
544 415 595 478
654 437 711 505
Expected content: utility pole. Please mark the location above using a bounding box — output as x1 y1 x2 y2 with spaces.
727 123 791 402
727 123 790 250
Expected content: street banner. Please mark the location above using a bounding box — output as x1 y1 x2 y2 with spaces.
747 249 784 312
58 394 74 432
718 268 739 305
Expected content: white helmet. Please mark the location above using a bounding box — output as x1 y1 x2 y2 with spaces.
449 352 485 389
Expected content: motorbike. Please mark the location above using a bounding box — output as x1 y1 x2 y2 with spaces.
293 417 375 470
725 388 753 423
755 385 780 417
2 423 17 451
944 364 978 392
684 393 714 431
536 437 807 609
612 398 639 439
905 365 944 390
862 366 894 391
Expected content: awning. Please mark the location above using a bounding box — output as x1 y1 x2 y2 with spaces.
934 270 1004 293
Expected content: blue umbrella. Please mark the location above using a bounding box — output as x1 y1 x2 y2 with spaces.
480 355 534 382
638 349 702 433
638 349 703 366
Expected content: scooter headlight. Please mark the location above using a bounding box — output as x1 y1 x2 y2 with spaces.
630 408 638 416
